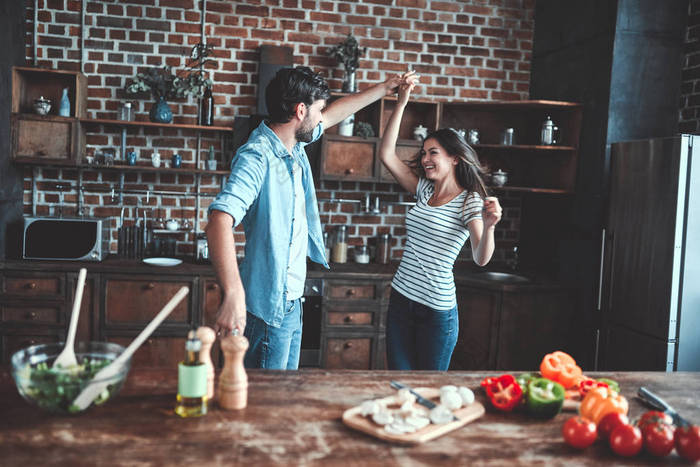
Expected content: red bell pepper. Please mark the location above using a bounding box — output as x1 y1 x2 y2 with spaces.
578 378 609 398
482 374 523 411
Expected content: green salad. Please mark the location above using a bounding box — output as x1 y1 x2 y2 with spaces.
19 358 115 413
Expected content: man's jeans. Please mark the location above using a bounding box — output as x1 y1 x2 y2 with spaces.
243 298 303 370
385 288 458 371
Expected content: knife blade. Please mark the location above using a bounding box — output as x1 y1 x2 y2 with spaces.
390 380 459 421
637 387 690 427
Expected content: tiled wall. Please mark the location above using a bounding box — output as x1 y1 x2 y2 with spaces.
22 0 534 261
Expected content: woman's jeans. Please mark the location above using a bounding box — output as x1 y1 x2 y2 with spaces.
243 298 303 370
385 288 459 370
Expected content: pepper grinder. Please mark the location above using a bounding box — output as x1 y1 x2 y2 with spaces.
196 326 216 401
218 332 249 410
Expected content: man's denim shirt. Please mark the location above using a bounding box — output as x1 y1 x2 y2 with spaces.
208 121 329 328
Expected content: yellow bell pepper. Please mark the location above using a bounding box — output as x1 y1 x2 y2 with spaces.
579 386 628 424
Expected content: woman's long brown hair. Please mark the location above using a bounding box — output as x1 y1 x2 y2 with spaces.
409 128 489 199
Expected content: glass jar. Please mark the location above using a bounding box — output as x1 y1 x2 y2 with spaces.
119 102 133 121
375 233 391 264
323 231 331 260
354 244 370 264
331 225 348 263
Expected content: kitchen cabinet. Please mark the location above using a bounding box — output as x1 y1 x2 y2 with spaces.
320 278 391 370
0 269 95 364
450 280 578 371
11 66 87 165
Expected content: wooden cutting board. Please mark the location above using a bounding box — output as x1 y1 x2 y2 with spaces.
342 387 485 445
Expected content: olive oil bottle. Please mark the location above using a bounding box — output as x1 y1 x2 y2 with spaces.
174 330 208 417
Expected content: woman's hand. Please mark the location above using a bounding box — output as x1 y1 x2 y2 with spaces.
397 71 419 106
482 196 502 230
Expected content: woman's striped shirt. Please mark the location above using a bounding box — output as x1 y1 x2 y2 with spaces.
392 177 483 311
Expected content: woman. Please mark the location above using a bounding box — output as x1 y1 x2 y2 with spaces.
378 72 502 370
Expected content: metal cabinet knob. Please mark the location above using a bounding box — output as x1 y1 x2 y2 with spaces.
146 283 156 290
344 342 353 349
208 283 219 290
346 289 356 296
28 311 37 320
345 168 354 175
344 315 353 323
26 282 37 290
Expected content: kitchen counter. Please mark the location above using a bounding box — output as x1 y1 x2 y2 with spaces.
1 368 697 466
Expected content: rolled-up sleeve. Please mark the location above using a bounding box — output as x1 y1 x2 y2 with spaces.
208 147 267 227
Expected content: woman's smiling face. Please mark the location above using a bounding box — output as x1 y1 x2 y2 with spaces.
421 137 457 181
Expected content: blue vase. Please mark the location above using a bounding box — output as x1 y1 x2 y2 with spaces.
59 87 70 117
149 97 172 123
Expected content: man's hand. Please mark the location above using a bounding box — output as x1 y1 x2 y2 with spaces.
214 292 246 337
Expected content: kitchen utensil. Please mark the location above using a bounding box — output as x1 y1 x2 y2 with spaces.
52 268 87 369
166 219 179 231
637 387 691 427
171 153 182 168
390 381 459 421
143 257 183 267
491 170 508 187
342 386 485 445
540 116 559 145
413 125 428 141
72 286 189 411
33 97 51 115
11 341 129 414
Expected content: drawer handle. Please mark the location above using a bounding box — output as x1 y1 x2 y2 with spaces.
28 311 37 320
344 315 353 323
344 342 353 349
145 283 156 290
147 338 153 345
208 283 219 290
345 168 354 175
346 289 356 296
24 339 37 347
26 282 37 290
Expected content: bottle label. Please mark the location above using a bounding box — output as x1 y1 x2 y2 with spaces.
178 363 207 397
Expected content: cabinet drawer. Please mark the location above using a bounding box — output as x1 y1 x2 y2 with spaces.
104 279 191 324
321 139 375 179
326 311 373 326
324 337 371 369
1 304 63 325
3 274 63 297
2 332 62 364
110 336 186 368
326 283 376 300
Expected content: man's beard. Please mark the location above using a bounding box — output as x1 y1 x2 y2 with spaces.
295 115 315 143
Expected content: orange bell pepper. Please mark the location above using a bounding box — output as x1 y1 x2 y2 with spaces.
579 386 629 424
540 351 583 389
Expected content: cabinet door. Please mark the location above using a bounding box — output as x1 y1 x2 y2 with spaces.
12 115 80 163
2 272 65 299
320 137 376 180
110 336 185 368
201 278 223 367
378 143 420 182
103 277 193 325
450 285 500 370
323 336 372 369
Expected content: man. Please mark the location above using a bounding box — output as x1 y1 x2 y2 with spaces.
206 66 405 369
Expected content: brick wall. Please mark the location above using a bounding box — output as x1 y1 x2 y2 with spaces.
680 0 700 133
22 0 534 262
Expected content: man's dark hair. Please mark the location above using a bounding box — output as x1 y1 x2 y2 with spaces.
265 66 330 124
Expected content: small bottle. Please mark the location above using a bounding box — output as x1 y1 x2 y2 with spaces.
174 330 208 418
200 87 213 126
331 225 348 263
59 87 70 117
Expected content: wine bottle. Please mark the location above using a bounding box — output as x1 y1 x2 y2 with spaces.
200 87 213 126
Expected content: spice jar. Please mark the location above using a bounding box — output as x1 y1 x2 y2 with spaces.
331 225 348 263
354 244 370 264
375 233 391 264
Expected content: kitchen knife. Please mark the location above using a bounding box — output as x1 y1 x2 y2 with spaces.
637 387 691 427
390 381 459 421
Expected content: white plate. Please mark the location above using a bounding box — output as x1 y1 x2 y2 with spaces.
143 257 183 267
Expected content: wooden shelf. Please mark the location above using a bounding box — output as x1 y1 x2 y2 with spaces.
489 186 572 194
12 159 230 175
80 117 232 132
474 144 576 151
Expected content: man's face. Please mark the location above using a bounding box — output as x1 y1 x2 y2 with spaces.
295 99 326 143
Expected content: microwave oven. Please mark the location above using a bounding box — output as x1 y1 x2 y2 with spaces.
22 217 111 261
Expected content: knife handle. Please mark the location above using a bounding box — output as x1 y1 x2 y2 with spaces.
638 387 670 411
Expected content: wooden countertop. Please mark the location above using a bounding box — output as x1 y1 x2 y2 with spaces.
1 368 697 465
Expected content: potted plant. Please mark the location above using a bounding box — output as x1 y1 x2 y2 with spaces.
125 43 215 123
328 34 366 93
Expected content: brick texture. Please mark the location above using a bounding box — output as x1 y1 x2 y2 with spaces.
23 0 533 263
680 0 700 133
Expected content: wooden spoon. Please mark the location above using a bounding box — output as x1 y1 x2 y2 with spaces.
52 268 87 369
72 286 189 411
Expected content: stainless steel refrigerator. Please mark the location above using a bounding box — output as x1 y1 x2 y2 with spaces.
599 135 700 371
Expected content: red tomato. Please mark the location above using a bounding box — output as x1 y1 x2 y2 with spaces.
598 412 629 440
609 424 642 457
642 422 675 457
637 410 673 430
675 425 700 462
562 416 597 449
